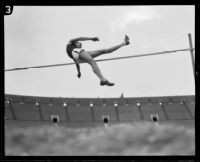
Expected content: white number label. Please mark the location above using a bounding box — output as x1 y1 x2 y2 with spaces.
5 6 11 14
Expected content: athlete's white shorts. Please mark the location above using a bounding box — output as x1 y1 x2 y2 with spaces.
72 51 80 63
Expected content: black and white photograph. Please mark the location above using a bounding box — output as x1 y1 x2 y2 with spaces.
3 4 196 157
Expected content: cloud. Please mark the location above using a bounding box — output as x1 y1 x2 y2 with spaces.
5 122 194 155
110 7 160 34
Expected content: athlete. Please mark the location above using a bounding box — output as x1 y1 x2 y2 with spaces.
66 35 130 86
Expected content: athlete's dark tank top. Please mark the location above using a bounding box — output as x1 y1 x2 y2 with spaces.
66 43 73 59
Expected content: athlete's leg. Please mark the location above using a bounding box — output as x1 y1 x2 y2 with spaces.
79 50 106 81
89 35 130 58
79 50 114 86
88 43 124 58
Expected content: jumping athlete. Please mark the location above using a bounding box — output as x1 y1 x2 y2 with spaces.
66 35 130 86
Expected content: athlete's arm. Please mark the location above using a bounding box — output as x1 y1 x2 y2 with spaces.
73 59 81 78
69 37 99 42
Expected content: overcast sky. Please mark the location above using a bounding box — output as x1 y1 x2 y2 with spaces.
4 5 195 98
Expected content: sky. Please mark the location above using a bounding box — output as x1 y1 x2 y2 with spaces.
4 5 195 98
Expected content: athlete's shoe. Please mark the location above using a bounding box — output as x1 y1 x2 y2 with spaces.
124 35 130 45
100 80 115 86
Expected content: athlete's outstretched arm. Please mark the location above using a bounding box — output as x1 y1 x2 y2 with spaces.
69 37 99 42
73 59 81 78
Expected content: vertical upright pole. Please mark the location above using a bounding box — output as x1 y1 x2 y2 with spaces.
36 100 44 120
188 33 195 81
114 104 120 122
137 103 144 120
90 103 95 122
64 104 70 122
8 99 17 120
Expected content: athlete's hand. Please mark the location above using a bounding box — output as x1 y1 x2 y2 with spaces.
92 37 99 41
77 72 81 78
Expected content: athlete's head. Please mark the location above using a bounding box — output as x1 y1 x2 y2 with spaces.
73 41 82 48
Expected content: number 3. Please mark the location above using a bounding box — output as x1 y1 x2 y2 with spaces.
5 6 11 14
